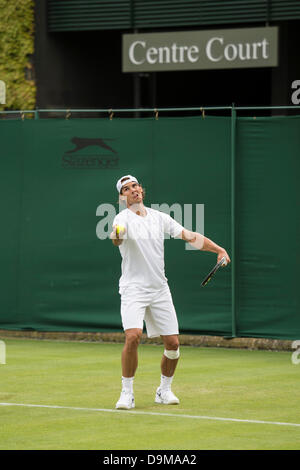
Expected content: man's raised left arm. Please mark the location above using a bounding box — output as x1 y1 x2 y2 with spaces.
181 229 231 265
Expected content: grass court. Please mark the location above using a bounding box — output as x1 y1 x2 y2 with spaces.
0 338 299 450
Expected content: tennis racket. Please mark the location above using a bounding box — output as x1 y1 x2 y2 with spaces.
201 256 226 287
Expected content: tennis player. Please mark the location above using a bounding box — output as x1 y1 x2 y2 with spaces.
111 175 230 409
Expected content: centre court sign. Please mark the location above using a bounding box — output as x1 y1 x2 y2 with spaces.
122 27 278 72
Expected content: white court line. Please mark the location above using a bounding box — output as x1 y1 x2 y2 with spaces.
0 402 300 428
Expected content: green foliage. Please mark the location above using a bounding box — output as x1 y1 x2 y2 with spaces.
0 0 36 110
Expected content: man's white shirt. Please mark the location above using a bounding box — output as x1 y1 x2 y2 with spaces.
113 207 183 292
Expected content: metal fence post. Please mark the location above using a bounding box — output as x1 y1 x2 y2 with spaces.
231 104 237 337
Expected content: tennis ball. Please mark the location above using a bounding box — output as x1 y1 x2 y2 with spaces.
116 224 125 237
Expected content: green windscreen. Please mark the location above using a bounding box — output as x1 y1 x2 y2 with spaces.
0 116 299 339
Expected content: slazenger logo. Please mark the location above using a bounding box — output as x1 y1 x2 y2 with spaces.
62 137 119 169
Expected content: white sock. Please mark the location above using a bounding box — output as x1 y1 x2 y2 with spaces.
122 376 134 394
160 374 173 391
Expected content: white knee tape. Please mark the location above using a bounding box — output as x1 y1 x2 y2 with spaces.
164 348 180 360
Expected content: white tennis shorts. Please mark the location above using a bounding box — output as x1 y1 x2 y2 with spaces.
119 283 179 338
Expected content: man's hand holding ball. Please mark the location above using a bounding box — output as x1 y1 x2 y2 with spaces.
115 224 126 239
110 224 126 246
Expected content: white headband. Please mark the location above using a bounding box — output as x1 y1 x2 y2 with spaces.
116 175 139 193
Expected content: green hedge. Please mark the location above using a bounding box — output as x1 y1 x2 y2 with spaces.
0 0 36 110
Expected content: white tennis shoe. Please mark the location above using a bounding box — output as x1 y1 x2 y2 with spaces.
115 390 135 410
155 387 180 405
